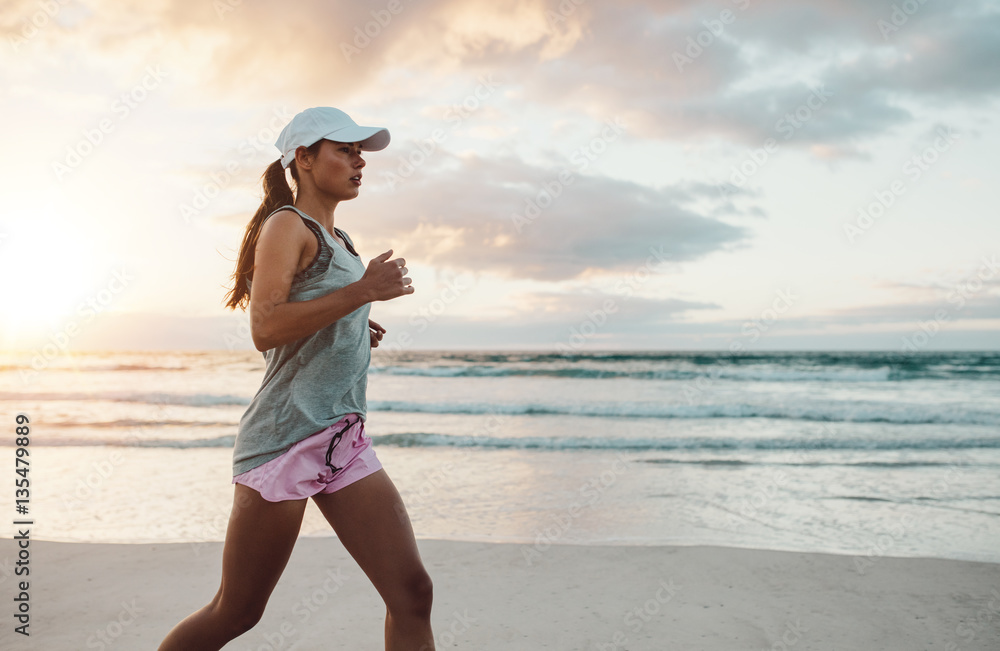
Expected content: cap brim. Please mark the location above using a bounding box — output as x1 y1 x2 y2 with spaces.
321 125 391 151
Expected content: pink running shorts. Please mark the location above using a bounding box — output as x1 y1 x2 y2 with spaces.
232 413 382 502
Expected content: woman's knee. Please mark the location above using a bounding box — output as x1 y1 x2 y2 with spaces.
386 568 433 620
213 599 267 637
402 569 434 618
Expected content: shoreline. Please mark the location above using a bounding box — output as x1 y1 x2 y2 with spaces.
2 538 999 650
14 532 1000 566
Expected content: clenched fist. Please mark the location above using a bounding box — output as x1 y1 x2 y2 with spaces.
361 249 414 302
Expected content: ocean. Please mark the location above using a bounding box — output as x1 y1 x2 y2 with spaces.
1 349 998 563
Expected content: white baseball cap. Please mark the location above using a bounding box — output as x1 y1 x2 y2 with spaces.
275 107 391 169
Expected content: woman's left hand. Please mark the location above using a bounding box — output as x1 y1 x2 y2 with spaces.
369 319 386 348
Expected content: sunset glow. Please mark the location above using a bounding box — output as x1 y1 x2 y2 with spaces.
0 0 996 352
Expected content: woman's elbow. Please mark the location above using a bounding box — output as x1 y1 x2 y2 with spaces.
248 300 279 351
250 322 274 352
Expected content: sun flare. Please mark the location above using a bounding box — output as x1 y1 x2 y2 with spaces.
0 216 100 346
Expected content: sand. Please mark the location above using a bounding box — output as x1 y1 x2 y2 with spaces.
1 537 998 650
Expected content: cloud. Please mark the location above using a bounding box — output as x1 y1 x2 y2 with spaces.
6 0 450 104
512 290 719 322
831 300 1000 324
15 0 996 149
372 0 995 154
738 294 1000 332
319 149 751 281
514 1 999 152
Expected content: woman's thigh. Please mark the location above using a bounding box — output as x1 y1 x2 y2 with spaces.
215 484 308 620
310 469 431 609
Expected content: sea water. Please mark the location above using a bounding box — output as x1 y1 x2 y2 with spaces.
1 349 997 562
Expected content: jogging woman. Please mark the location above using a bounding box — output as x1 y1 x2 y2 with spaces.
158 107 435 650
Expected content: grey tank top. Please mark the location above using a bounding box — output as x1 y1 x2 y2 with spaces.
232 204 371 476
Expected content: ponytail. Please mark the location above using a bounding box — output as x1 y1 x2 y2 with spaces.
223 141 322 310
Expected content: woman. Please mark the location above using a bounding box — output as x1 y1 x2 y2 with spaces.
158 107 435 650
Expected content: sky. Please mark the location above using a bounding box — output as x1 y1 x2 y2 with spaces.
0 0 997 353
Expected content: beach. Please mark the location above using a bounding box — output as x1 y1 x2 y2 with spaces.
2 349 999 649
2 537 999 650
3 0 996 645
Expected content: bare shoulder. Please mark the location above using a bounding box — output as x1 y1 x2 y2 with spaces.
254 208 317 277
258 208 310 243
256 209 314 256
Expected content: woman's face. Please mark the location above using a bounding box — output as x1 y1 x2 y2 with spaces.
306 139 366 200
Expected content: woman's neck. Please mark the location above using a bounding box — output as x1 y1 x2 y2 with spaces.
293 196 340 235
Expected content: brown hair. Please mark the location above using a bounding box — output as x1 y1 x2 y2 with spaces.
223 141 324 310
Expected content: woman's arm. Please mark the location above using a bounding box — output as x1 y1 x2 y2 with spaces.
248 210 411 352
369 319 386 348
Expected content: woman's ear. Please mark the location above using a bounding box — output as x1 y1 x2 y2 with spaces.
294 144 314 170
